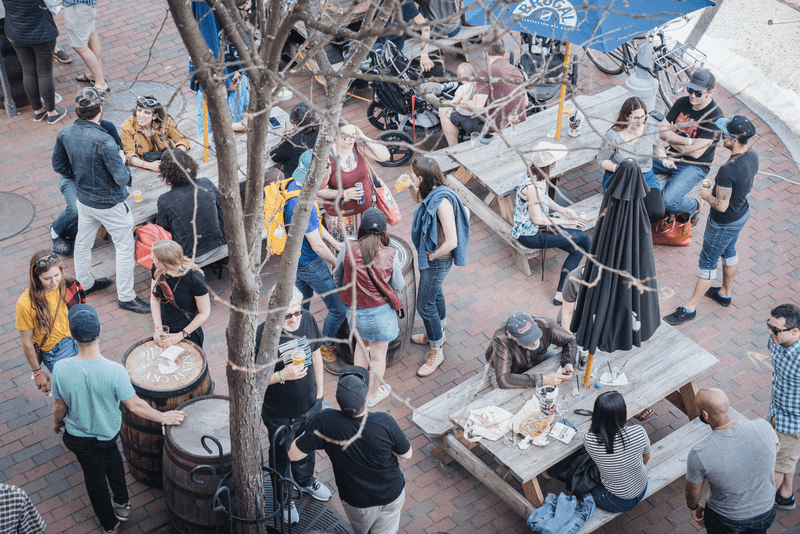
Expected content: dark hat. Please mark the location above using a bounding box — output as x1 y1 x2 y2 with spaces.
360 207 386 235
68 303 101 343
75 87 106 109
686 69 716 92
292 150 313 184
506 312 542 347
337 366 369 414
716 115 756 142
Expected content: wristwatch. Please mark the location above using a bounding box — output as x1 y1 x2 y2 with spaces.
688 503 699 511
181 330 189 339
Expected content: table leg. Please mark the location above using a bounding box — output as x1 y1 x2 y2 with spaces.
497 196 533 276
522 478 545 507
679 381 700 420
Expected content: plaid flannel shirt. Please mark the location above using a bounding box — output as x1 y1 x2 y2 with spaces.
0 484 46 534
768 338 800 435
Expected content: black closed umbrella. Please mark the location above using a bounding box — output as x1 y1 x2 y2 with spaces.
570 159 660 386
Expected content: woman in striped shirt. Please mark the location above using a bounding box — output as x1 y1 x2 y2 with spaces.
584 391 651 512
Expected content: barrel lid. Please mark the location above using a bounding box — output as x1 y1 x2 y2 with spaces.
169 397 231 456
124 339 205 393
389 234 412 269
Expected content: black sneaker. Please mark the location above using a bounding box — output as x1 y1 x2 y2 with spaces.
776 490 796 510
705 287 731 307
663 307 697 326
118 297 151 314
104 521 120 534
84 277 113 295
47 108 67 124
51 235 72 255
33 109 47 122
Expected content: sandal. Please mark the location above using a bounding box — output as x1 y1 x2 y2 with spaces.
634 408 654 421
367 384 391 408
75 73 95 84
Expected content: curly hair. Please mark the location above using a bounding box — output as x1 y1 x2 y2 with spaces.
289 103 318 133
159 149 199 187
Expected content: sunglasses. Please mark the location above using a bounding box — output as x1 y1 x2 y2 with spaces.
767 321 794 335
34 254 58 269
137 96 159 107
285 310 303 321
687 89 706 97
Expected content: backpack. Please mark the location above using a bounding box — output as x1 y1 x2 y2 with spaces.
262 179 322 256
135 223 172 269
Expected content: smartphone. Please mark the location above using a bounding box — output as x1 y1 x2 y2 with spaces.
269 116 282 128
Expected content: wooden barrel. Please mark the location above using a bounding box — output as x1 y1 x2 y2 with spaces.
120 338 213 488
335 234 417 367
163 395 231 534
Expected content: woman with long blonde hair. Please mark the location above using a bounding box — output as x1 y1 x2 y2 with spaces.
149 240 211 348
16 250 85 393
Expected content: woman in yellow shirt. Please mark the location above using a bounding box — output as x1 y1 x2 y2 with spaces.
120 96 190 172
15 251 86 393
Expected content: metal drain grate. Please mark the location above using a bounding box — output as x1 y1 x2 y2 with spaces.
0 192 35 240
264 481 354 534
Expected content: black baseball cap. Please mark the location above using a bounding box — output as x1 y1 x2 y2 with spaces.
506 312 542 347
716 115 756 142
68 304 101 343
686 69 716 92
360 208 386 235
337 366 369 413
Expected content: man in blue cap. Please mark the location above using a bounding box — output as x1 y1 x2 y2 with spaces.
52 304 185 534
665 115 759 325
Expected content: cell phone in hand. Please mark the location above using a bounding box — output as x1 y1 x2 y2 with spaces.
269 116 282 129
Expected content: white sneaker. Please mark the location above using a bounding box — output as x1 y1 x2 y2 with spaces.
282 500 299 524
417 347 444 377
113 501 131 521
301 480 332 501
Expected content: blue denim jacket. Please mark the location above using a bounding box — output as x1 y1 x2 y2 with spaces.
52 120 132 209
527 492 596 534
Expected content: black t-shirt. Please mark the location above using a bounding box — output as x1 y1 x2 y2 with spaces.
709 149 759 225
270 130 319 178
256 310 322 418
665 96 723 171
296 409 410 508
151 266 208 345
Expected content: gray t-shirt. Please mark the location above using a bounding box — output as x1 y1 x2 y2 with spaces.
562 266 584 304
686 418 778 520
596 120 662 173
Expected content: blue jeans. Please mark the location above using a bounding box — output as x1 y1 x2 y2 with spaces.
417 257 453 349
40 337 78 373
653 159 707 215
295 257 347 347
698 211 749 279
518 229 591 291
52 176 78 241
261 398 322 488
704 505 775 534
591 483 647 513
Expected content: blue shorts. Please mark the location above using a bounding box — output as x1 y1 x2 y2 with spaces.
349 303 399 342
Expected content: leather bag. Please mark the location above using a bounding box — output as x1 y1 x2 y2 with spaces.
651 212 692 246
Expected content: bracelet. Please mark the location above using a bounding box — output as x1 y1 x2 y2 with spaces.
276 371 285 384
688 503 699 511
32 369 43 378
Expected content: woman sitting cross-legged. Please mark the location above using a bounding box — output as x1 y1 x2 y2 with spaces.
121 95 190 172
513 141 591 305
584 391 651 513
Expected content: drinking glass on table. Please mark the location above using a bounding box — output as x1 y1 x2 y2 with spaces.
470 132 481 148
155 325 170 345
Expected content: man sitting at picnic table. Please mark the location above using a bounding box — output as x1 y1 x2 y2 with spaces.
485 312 575 389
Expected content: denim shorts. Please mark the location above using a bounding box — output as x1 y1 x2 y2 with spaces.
41 337 78 373
349 304 399 342
698 211 749 279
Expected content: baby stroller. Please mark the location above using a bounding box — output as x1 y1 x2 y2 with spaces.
366 41 458 167
512 33 579 114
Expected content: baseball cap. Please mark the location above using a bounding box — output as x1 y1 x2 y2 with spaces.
716 115 756 142
686 69 716 92
506 312 542 347
360 208 386 235
75 87 106 109
531 141 567 168
68 303 101 343
292 150 313 184
337 366 369 414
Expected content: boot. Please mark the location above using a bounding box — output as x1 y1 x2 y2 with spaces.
417 347 444 377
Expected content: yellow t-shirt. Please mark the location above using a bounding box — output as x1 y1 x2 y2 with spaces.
15 289 71 352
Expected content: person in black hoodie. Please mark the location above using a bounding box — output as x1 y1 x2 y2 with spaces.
269 103 319 178
156 150 226 263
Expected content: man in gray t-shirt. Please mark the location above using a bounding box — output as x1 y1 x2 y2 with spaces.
685 388 778 533
557 265 583 331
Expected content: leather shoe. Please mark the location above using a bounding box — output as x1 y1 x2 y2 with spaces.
85 278 113 295
118 297 151 314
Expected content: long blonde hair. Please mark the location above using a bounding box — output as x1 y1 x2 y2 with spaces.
152 240 197 281
27 250 67 338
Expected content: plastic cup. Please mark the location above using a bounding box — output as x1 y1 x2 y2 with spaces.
395 174 412 192
156 325 169 344
292 351 305 367
133 190 143 202
470 132 481 148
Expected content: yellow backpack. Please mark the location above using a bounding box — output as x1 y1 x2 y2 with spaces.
262 179 322 255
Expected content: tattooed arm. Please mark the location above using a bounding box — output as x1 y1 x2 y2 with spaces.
700 185 732 212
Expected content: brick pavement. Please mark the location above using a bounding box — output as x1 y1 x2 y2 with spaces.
1 3 799 533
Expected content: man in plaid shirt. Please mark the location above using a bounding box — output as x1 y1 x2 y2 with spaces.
0 483 45 534
768 303 800 511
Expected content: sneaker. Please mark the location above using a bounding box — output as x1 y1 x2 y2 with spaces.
33 109 47 122
367 384 392 408
282 500 299 524
690 198 704 228
776 490 796 510
118 297 151 314
53 49 73 64
663 306 697 326
320 344 345 375
301 480 332 502
84 277 113 295
51 234 72 255
417 347 444 377
47 108 67 125
113 501 131 521
104 521 120 534
705 287 731 307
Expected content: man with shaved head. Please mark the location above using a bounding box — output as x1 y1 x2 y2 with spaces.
685 388 778 534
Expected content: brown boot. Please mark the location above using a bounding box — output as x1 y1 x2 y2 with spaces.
320 344 345 375
417 347 444 377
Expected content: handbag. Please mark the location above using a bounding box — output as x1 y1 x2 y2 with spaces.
135 223 172 269
143 150 165 163
652 212 692 246
152 277 195 322
361 147 402 225
547 448 601 496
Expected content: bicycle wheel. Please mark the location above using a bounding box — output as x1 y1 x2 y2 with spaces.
656 55 691 108
585 44 630 75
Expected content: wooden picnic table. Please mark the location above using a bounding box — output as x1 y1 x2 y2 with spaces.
411 323 718 520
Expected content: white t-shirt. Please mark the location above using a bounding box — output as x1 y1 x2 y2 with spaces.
454 81 476 116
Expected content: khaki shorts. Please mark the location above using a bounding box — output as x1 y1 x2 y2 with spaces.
771 418 800 473
64 4 97 49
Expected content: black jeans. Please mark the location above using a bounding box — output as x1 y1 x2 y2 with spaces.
8 39 56 112
261 398 322 488
62 431 128 530
704 505 776 534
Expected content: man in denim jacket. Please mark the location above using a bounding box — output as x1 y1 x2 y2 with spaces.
52 88 149 314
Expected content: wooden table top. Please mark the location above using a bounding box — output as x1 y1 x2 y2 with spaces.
412 322 718 484
449 85 631 198
127 106 290 225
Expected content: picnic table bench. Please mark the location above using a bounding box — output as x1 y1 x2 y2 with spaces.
411 323 719 527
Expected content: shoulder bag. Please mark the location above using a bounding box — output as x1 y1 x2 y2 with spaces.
359 146 402 226
153 276 195 323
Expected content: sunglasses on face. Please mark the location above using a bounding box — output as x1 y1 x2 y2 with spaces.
137 96 159 107
34 254 58 269
284 310 303 321
687 89 706 97
767 321 793 335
